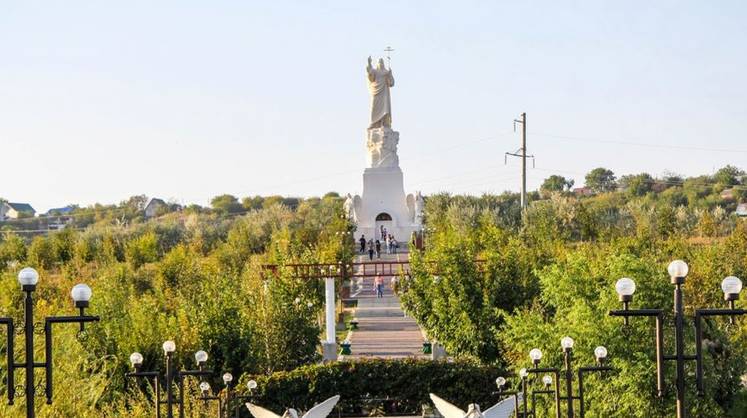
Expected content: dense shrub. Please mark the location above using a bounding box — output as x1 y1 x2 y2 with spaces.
235 359 505 416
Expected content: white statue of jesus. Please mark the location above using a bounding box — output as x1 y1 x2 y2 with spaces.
366 56 394 129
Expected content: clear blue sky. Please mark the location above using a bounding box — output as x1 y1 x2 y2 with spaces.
1 1 746 211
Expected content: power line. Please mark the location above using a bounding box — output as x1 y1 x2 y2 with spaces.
178 131 517 203
438 174 521 192
532 132 747 154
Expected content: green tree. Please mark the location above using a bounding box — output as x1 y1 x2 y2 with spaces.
211 194 243 214
540 175 574 196
241 195 264 211
263 195 284 208
714 165 745 187
584 167 617 193
27 236 57 269
122 194 148 211
0 234 27 268
125 232 159 268
500 241 745 417
620 173 654 197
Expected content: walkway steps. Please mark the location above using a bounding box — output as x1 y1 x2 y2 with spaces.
344 251 427 360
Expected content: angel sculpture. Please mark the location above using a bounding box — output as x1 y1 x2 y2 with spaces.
429 393 520 418
246 395 340 418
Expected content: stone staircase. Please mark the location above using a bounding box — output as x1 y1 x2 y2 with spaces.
343 251 427 360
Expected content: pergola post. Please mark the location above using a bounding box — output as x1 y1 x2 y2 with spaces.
322 276 338 361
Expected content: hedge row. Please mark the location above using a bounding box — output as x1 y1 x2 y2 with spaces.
237 359 505 415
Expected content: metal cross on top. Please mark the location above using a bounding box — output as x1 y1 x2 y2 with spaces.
384 46 394 65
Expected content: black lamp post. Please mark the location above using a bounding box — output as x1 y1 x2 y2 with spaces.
222 373 236 418
525 337 611 418
494 375 526 418
198 382 223 418
0 267 100 418
495 372 557 418
225 377 257 418
522 359 561 418
529 375 557 418
126 342 213 418
609 260 746 418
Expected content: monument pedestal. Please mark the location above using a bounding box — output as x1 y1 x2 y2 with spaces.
356 166 418 241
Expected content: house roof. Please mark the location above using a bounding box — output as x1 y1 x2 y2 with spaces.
45 206 75 215
7 202 35 213
737 203 747 216
145 198 166 209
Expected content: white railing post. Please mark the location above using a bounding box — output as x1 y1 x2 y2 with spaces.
322 276 338 361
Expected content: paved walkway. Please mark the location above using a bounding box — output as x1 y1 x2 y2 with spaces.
344 248 427 360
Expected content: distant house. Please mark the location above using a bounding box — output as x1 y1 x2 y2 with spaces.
737 203 747 217
144 198 167 218
44 206 75 230
573 187 594 197
45 206 75 216
1 202 36 220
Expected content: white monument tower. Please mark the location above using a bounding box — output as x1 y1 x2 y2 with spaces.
344 53 423 242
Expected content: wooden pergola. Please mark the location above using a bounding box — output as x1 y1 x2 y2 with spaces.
261 260 413 280
261 259 487 280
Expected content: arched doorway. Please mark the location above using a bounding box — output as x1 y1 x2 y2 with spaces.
375 212 393 241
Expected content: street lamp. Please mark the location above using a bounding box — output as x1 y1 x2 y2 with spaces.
523 350 561 418
198 381 223 417
495 371 558 418
609 260 746 418
528 374 556 417
525 337 611 418
225 378 258 418
126 341 213 418
493 374 524 418
0 267 100 418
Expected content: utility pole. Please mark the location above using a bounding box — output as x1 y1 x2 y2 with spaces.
505 112 534 210
520 113 527 209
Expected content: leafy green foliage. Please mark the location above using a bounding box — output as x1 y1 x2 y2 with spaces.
619 172 655 197
211 194 244 214
234 359 505 414
585 167 617 193
402 188 747 417
0 194 350 417
540 175 574 195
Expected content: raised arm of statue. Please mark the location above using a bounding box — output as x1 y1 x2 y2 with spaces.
366 56 375 82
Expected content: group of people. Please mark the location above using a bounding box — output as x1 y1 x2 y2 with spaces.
356 227 401 297
358 232 398 260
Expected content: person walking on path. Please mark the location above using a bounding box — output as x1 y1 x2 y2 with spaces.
359 235 366 254
375 240 381 258
374 275 384 298
391 237 398 254
367 239 375 261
